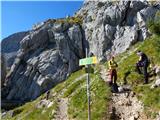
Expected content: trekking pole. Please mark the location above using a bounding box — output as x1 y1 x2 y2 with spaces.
86 48 91 120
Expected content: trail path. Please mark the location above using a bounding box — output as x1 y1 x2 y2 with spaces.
100 65 149 120
54 74 87 120
54 98 69 120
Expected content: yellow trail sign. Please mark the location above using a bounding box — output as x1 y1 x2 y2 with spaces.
79 56 98 66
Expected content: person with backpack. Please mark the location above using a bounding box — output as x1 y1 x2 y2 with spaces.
136 50 149 84
108 56 118 91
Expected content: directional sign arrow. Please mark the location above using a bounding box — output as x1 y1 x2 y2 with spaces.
79 56 98 66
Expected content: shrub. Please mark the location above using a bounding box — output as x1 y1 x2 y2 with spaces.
56 17 83 25
147 11 160 35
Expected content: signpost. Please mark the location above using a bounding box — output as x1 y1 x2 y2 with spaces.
79 49 98 120
79 56 98 66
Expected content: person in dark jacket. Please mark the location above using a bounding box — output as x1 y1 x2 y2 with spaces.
136 50 149 84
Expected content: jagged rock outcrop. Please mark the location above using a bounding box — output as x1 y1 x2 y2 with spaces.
2 21 84 101
1 31 29 68
76 0 160 60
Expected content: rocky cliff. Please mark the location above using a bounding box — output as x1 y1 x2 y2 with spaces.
1 31 29 68
1 0 160 102
2 20 85 101
76 0 159 60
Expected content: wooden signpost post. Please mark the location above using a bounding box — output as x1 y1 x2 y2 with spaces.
79 49 98 120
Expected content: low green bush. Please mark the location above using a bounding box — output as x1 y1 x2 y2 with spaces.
147 11 160 35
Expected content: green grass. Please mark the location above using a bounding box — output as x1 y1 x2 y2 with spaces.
67 72 111 120
116 35 160 85
133 85 160 110
2 96 58 120
111 34 160 118
53 66 111 120
2 33 160 120
2 68 111 120
133 85 160 118
55 16 83 24
53 69 85 93
147 11 160 35
63 78 86 97
1 69 85 120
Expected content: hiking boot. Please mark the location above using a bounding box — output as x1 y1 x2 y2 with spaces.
108 81 113 86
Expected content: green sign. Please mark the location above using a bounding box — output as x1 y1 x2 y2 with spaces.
79 56 98 66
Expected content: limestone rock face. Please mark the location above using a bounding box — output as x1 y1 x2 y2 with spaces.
112 26 138 54
1 31 29 68
76 1 160 60
2 22 84 101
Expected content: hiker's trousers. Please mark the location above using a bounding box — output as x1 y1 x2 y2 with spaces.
110 69 117 84
136 61 149 83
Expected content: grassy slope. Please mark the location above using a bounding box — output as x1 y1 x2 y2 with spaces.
54 67 111 120
2 90 58 120
2 35 160 120
114 34 160 118
2 68 111 120
67 74 111 120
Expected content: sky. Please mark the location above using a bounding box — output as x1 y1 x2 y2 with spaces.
1 1 84 40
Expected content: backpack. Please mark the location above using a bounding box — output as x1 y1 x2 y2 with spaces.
111 83 119 93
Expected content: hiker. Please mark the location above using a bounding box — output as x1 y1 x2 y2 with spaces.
46 90 50 100
108 56 118 86
136 51 149 84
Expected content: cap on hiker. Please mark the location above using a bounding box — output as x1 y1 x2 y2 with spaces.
89 52 94 57
136 50 142 56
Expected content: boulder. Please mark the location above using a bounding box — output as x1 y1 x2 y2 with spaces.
151 78 160 89
150 66 160 89
36 99 53 108
155 79 160 86
157 111 160 120
156 66 160 76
